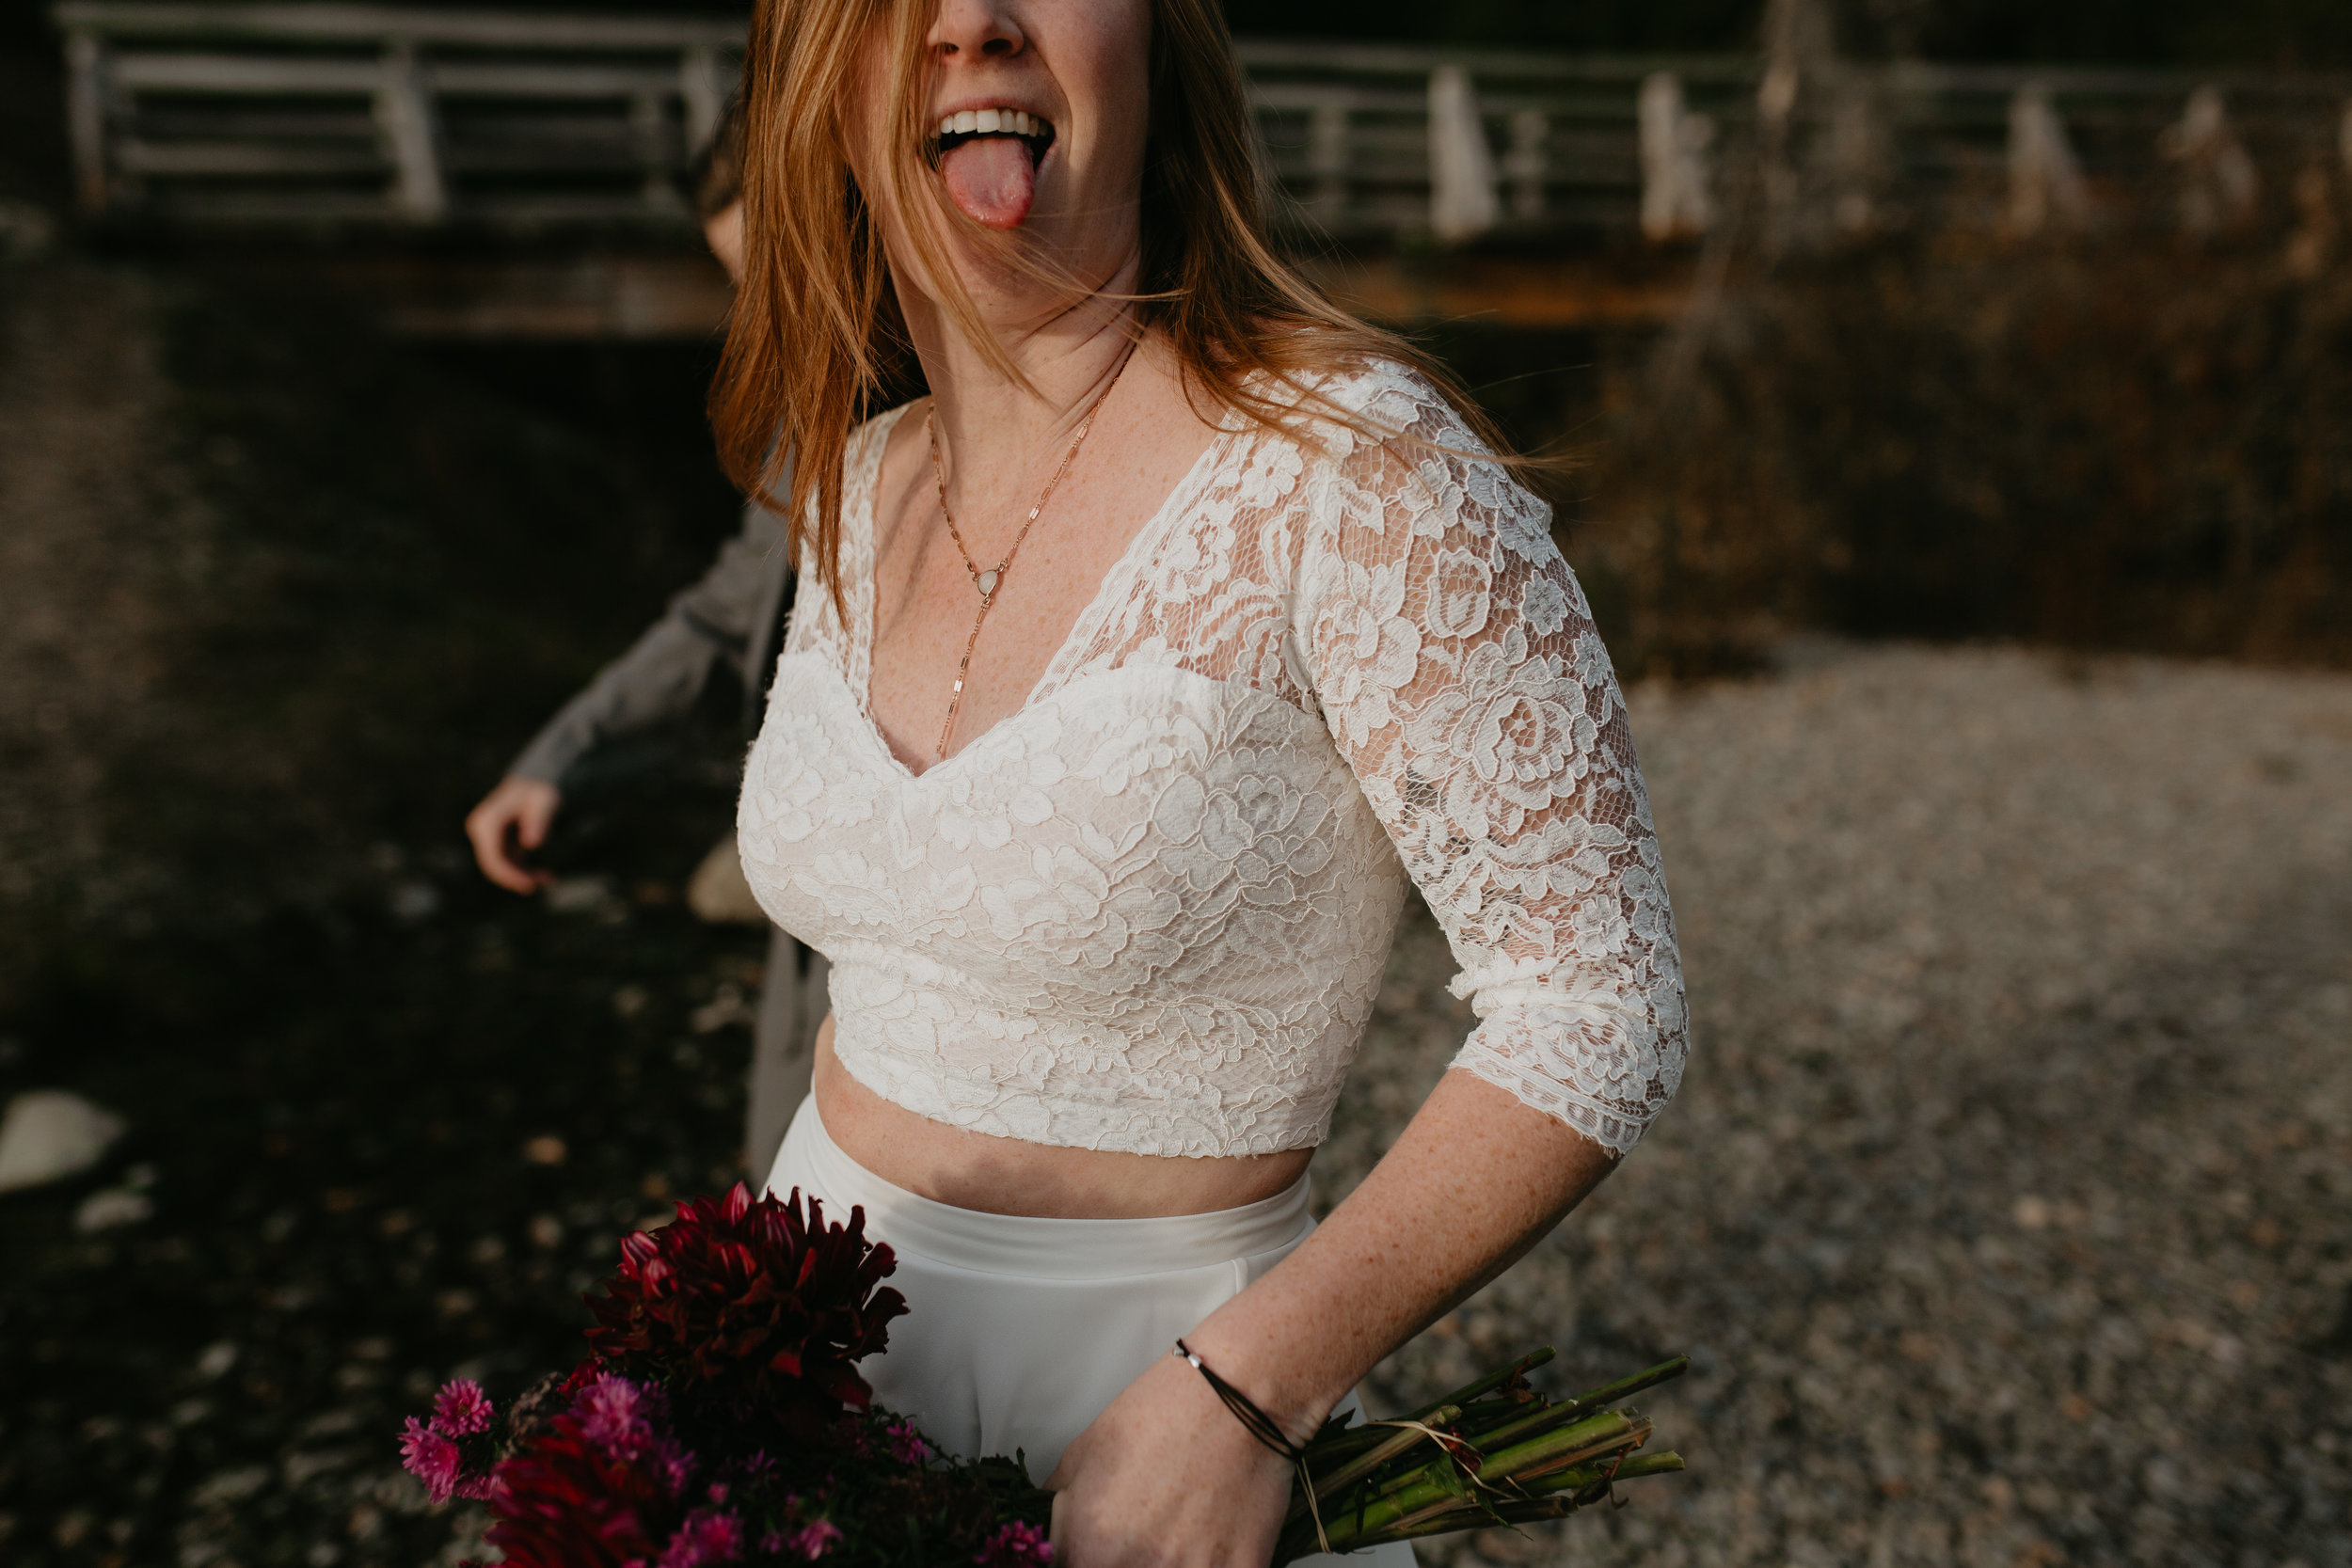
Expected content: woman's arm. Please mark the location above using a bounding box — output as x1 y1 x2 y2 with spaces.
1049 370 1683 1564
1046 1074 1613 1566
1186 1070 1614 1428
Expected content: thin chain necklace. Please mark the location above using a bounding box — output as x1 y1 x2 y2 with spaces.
924 346 1132 761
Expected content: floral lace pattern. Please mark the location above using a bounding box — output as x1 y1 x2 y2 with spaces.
736 363 1684 1156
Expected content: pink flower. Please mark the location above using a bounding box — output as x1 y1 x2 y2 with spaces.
577 1374 654 1463
656 1507 742 1568
400 1416 463 1504
975 1521 1055 1568
884 1419 930 1465
784 1519 842 1560
651 1433 695 1497
432 1379 495 1437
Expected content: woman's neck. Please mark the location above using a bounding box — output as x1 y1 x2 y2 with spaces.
897 247 1144 521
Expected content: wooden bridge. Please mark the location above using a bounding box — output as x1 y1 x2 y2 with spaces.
50 2 2352 335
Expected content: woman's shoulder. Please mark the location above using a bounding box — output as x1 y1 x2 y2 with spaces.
847 398 924 467
1265 356 1490 462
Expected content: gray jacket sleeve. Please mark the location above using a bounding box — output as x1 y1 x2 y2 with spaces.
509 496 791 787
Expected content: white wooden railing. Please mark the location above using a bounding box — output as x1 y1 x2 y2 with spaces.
57 3 743 226
52 3 2352 243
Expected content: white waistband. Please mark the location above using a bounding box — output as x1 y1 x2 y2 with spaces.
774 1097 1313 1281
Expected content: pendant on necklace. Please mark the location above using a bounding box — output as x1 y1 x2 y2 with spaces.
976 568 1000 597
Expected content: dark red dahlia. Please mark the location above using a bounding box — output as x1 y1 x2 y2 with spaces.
485 1419 677 1568
585 1183 908 1441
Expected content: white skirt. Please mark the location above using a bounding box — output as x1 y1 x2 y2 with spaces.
765 1096 1413 1565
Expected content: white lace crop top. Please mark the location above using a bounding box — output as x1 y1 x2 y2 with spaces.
736 361 1685 1159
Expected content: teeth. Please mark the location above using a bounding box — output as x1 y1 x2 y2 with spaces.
934 110 1047 141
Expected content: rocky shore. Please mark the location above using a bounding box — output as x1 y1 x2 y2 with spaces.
1333 641 2352 1567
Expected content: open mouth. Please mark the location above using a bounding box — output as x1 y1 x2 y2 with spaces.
933 108 1056 170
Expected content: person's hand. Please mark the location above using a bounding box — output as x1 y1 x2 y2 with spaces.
1045 1351 1296 1568
465 776 561 893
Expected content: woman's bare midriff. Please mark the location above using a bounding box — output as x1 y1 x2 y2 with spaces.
810 1015 1314 1219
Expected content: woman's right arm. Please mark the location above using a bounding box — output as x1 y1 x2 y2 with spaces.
469 500 787 891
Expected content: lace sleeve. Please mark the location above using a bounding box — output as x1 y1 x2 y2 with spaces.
1295 371 1687 1154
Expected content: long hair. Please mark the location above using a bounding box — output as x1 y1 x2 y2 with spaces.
709 0 1514 604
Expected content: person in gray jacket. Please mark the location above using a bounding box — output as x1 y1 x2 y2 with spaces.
464 111 826 1180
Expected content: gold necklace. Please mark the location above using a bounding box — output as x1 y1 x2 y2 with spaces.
925 348 1131 761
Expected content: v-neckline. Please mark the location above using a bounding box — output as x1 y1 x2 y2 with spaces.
849 398 1239 782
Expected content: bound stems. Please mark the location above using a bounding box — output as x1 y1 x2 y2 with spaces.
1270 1349 1690 1566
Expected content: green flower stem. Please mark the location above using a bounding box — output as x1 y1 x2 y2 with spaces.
1288 1452 1686 1559
1518 1449 1684 1499
1287 1414 1649 1554
1402 1348 1557 1424
1268 1349 1690 1566
1553 1356 1691 1414
1454 1395 1587 1455
1286 1405 1461 1525
1476 1411 1651 1485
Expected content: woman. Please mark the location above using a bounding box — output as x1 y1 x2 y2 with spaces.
719 1 1687 1562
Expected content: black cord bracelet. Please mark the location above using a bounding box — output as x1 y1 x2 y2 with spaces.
1173 1338 1332 1552
1172 1338 1308 1463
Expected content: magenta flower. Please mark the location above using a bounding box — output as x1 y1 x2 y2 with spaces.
651 1433 696 1497
577 1373 654 1464
656 1506 743 1568
885 1419 930 1465
432 1378 495 1437
399 1416 463 1504
785 1518 842 1561
975 1520 1055 1568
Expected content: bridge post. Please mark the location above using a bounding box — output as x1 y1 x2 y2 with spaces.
1309 101 1349 228
680 45 729 156
630 92 679 210
375 40 448 223
2006 85 2089 236
1427 65 1499 244
1504 109 1549 220
63 29 110 214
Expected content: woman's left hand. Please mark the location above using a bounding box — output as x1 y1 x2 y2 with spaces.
1045 1350 1297 1568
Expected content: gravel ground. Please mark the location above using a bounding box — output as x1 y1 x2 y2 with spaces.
1323 641 2352 1568
3 261 2348 1568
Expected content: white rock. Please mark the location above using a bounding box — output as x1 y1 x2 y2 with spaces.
544 874 620 916
75 1185 153 1232
686 831 769 927
0 1089 126 1193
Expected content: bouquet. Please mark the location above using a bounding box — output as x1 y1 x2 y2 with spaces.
399 1183 1685 1566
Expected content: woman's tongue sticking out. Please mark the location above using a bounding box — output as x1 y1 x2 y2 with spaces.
941 135 1036 230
